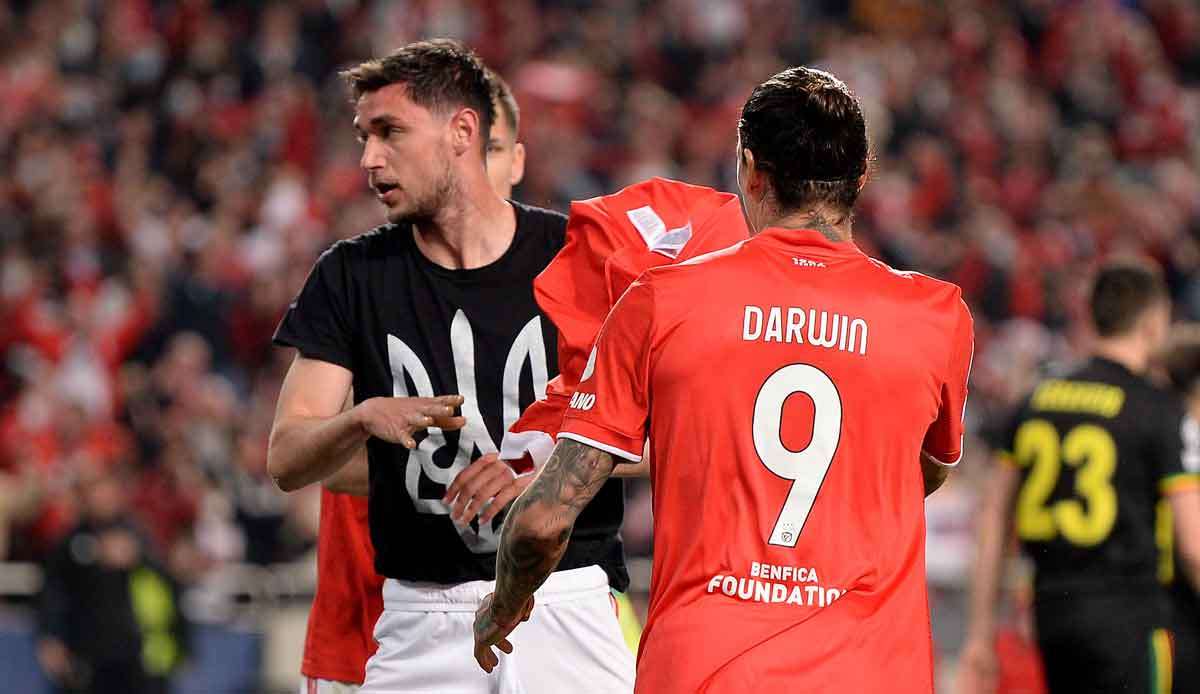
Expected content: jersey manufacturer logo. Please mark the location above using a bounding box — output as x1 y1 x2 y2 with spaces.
791 257 826 268
387 310 548 553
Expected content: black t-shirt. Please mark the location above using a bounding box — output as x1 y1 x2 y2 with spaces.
991 357 1191 599
274 202 628 589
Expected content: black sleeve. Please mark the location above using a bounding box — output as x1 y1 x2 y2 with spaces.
273 243 356 370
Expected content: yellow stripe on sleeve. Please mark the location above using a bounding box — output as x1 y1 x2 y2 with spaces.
1161 473 1200 496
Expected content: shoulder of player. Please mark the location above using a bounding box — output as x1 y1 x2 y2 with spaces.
1120 372 1184 417
513 201 568 246
864 256 963 296
318 223 401 264
860 257 971 336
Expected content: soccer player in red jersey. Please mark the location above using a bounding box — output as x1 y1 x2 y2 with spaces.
475 67 974 693
296 72 540 694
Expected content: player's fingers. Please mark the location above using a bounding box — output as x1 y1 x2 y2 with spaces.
478 479 524 524
454 467 513 521
497 638 514 654
407 413 435 428
412 395 464 409
450 473 501 521
444 456 492 502
429 414 466 431
443 453 504 503
473 644 493 672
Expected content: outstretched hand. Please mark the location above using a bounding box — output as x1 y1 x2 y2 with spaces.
472 592 534 673
358 395 466 448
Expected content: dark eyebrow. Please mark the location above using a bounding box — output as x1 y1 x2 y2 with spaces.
353 115 405 135
368 115 405 130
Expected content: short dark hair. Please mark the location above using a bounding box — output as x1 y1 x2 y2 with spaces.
340 39 494 153
488 69 520 138
1164 324 1200 396
1090 258 1168 337
737 67 869 216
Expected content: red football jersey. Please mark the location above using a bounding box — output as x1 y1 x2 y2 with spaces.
501 177 749 466
559 228 973 693
301 489 383 684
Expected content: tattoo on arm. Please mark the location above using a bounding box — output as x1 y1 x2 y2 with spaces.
491 440 615 619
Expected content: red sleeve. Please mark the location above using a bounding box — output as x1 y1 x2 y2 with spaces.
558 279 656 462
922 297 975 467
502 178 748 466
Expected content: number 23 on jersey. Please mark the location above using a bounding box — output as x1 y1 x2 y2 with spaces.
1013 418 1118 546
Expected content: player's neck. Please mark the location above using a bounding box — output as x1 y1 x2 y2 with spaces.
760 207 851 243
1092 338 1149 374
412 176 516 271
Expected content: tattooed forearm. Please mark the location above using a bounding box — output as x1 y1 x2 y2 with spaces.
491 439 615 620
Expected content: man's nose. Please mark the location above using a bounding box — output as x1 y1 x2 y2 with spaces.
361 137 385 170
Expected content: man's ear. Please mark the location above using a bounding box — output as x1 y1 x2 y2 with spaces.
448 107 482 157
510 142 526 186
741 147 765 199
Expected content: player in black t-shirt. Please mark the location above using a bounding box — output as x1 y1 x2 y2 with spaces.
267 40 634 693
960 259 1199 694
1160 326 1200 694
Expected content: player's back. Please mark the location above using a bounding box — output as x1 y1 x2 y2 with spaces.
1000 359 1182 599
634 227 972 693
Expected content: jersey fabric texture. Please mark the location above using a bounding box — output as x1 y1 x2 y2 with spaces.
301 490 382 685
993 357 1193 599
501 177 750 466
559 227 974 693
273 202 627 590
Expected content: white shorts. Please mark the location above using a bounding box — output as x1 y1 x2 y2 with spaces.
360 565 634 694
301 678 359 694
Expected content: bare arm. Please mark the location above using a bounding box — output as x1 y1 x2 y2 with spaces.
612 460 649 477
1169 488 1200 593
322 450 369 496
321 388 369 496
957 458 1022 694
267 355 366 492
268 354 465 492
613 441 651 478
493 439 615 618
473 439 615 671
920 452 953 497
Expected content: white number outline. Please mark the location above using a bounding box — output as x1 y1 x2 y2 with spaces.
752 363 843 547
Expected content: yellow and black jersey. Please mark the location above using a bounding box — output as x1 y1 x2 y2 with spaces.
991 356 1200 599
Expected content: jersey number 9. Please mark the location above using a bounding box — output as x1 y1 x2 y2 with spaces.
753 364 843 548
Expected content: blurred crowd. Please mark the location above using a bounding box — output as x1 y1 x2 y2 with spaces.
2 0 1200 686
